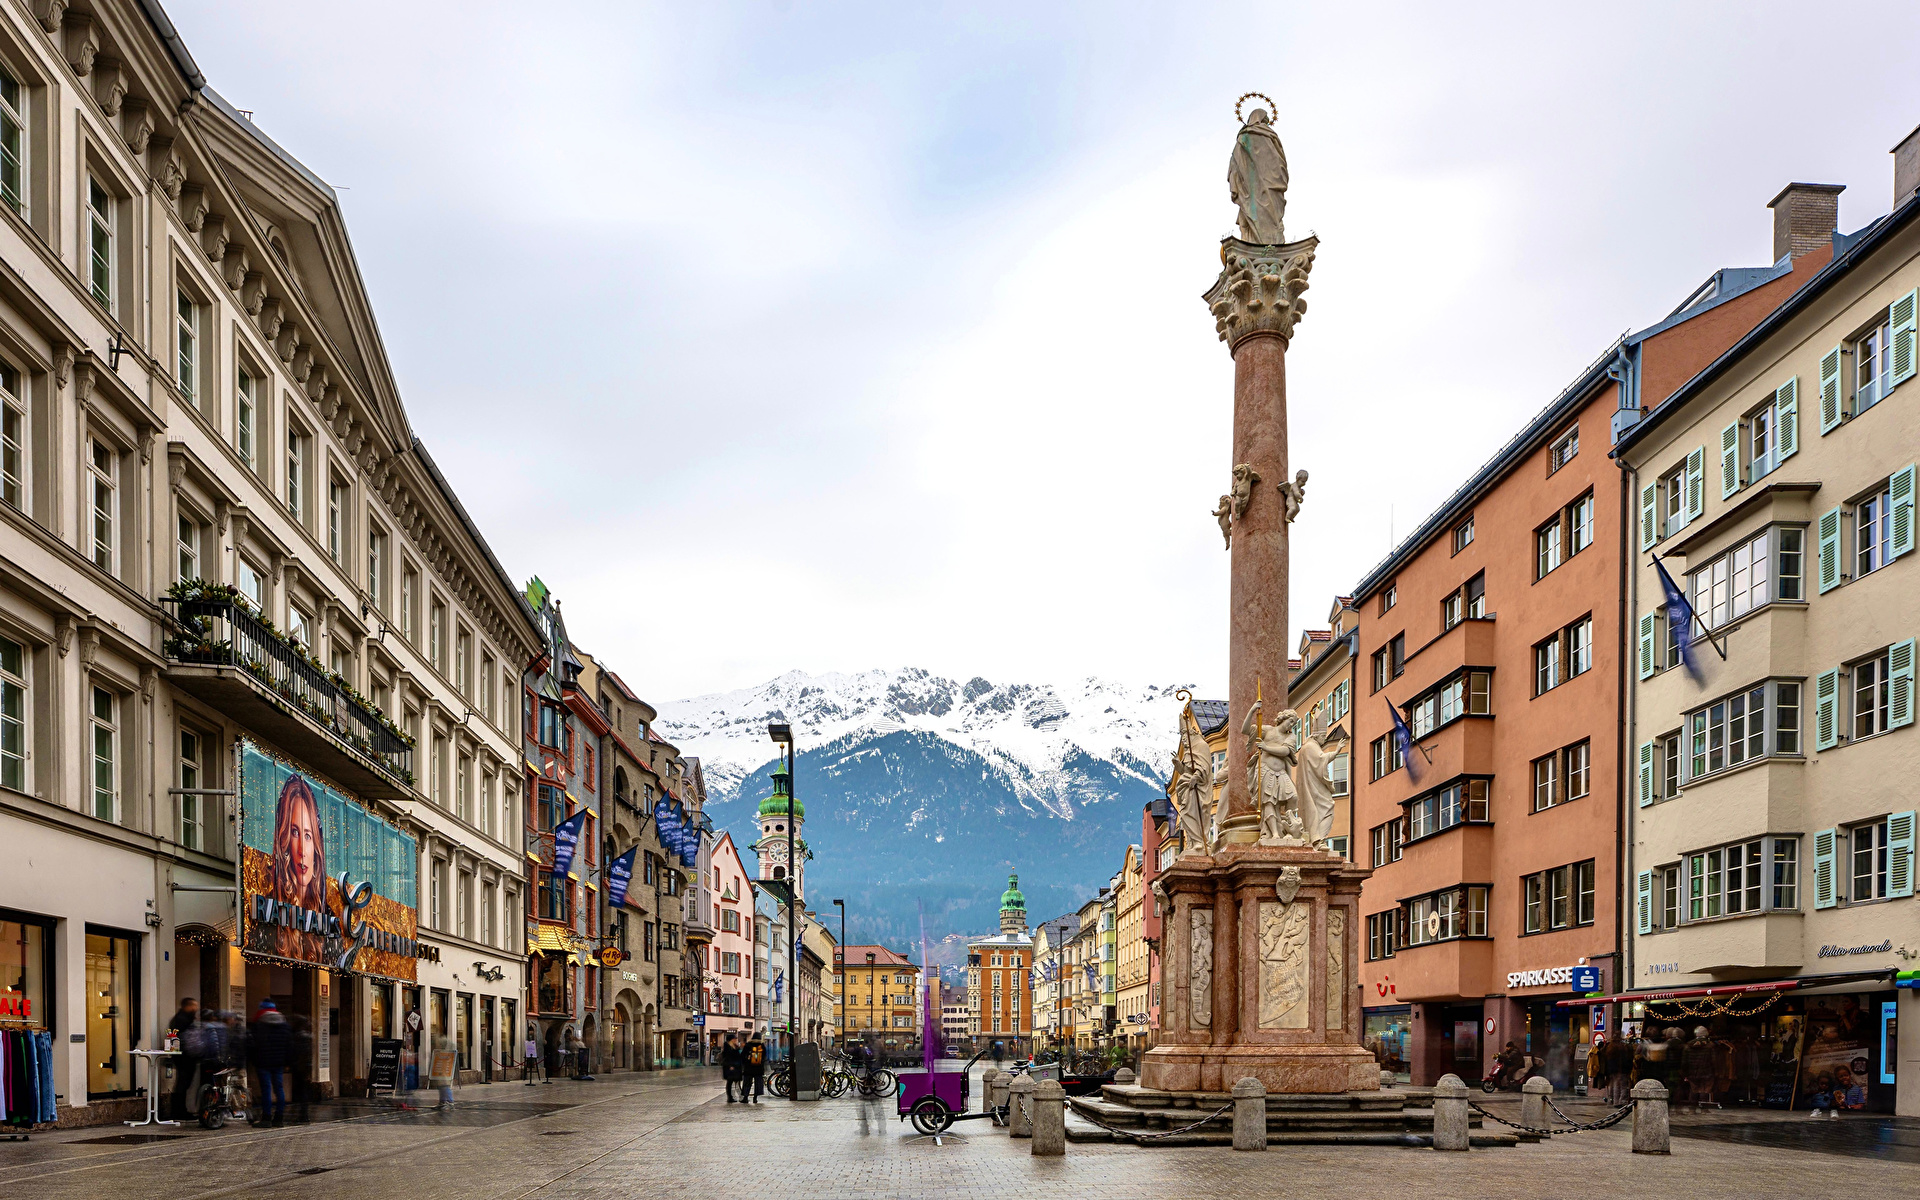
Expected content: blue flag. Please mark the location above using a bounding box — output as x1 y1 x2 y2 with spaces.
607 847 637 908
1651 553 1702 680
551 809 589 879
1388 698 1421 782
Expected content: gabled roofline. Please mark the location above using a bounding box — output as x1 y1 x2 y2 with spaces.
138 0 205 91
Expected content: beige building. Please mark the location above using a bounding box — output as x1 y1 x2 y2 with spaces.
1029 913 1078 1051
1113 846 1149 1050
1617 153 1920 1115
1287 597 1358 860
0 0 538 1118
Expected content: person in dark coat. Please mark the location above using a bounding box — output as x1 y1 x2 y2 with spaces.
720 1033 745 1103
250 1000 293 1126
742 1034 767 1104
167 998 200 1119
1603 1031 1636 1105
288 1015 315 1123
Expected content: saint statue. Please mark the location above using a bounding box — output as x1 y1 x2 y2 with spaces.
1242 702 1303 844
1173 743 1211 858
1296 721 1350 847
1228 107 1289 245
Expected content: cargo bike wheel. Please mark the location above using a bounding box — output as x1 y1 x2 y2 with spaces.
909 1096 953 1136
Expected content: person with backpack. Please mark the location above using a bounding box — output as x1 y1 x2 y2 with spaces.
743 1034 767 1103
720 1033 745 1103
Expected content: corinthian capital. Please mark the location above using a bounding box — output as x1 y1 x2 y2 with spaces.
1203 235 1317 351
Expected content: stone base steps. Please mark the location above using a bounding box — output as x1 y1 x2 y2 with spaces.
1063 1109 1521 1148
1063 1085 1522 1149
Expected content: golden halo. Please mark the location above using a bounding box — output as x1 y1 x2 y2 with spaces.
1235 92 1276 124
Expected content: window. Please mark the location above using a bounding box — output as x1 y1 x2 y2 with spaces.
1370 734 1404 780
1534 616 1591 695
1658 865 1680 930
1 361 22 510
1852 651 1891 740
286 425 305 522
1531 742 1587 811
1521 861 1594 932
1453 515 1474 554
430 599 447 674
1847 820 1893 903
0 65 24 216
457 627 473 697
1536 519 1561 579
88 438 115 572
1687 679 1802 780
482 881 497 946
1772 837 1799 910
1856 314 1894 413
430 859 447 929
288 605 312 650
236 367 256 468
328 477 346 563
178 728 204 849
1461 572 1486 621
1778 527 1804 601
1441 591 1461 631
1550 424 1579 473
1369 819 1403 867
1370 634 1405 693
1400 885 1489 946
457 871 472 939
456 753 471 824
0 634 24 791
481 652 497 725
538 703 565 750
1565 739 1590 801
175 291 198 407
1856 485 1892 579
91 685 117 822
1688 839 1781 919
1381 583 1396 613
1531 753 1556 812
1405 777 1488 841
401 565 418 641
87 177 114 310
1690 530 1771 628
1747 398 1775 479
176 513 199 582
238 558 264 609
368 526 386 609
1569 494 1593 554
1329 753 1349 798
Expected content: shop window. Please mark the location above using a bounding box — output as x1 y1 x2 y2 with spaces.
85 926 139 1097
0 910 52 1029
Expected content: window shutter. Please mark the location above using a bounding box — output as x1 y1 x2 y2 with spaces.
1639 482 1659 550
1718 422 1741 499
1637 741 1655 807
1891 464 1915 559
1893 288 1918 385
1890 639 1915 730
1890 811 1917 899
1817 507 1843 594
1635 870 1653 934
1819 345 1845 433
1774 377 1797 461
1684 447 1706 522
1638 612 1657 680
1814 668 1841 750
1813 829 1837 909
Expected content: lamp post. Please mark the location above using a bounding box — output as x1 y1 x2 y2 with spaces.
866 951 877 1049
767 723 795 1061
831 899 845 1049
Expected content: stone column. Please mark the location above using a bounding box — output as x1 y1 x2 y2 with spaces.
1030 1079 1066 1156
1231 1076 1267 1150
1431 1073 1470 1151
1009 1073 1035 1138
1207 237 1317 844
1520 1075 1551 1131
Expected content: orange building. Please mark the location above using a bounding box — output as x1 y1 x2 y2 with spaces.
1352 186 1838 1087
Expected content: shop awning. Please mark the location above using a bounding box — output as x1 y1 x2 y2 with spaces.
530 924 577 955
1557 969 1895 1007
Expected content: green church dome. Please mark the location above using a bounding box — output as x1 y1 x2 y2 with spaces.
757 765 803 821
1001 873 1026 911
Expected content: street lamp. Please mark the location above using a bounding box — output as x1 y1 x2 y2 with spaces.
831 899 845 1048
768 722 795 1063
867 951 877 1047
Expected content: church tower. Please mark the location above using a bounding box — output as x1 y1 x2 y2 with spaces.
999 873 1028 936
752 764 805 900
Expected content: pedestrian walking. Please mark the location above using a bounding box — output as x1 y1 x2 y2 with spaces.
249 1000 292 1126
289 1015 314 1123
991 1040 1005 1067
166 997 201 1121
1603 1031 1635 1105
721 1033 746 1103
430 1031 458 1108
743 1034 767 1103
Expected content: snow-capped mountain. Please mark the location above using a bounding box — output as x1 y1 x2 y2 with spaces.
657 669 1192 945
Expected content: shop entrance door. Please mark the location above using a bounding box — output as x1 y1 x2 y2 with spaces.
481 1000 494 1084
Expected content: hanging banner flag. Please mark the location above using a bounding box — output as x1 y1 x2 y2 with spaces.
551 810 590 880
608 847 638 908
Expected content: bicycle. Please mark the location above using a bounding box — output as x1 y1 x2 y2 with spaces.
197 1066 254 1130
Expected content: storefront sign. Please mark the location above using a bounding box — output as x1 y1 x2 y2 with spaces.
239 739 421 981
1570 966 1600 992
598 946 624 969
1506 966 1577 989
1817 940 1893 958
691 1013 705 1026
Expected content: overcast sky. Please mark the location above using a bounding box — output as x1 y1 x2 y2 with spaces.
167 0 1920 703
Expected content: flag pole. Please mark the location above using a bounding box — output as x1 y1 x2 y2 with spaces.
1651 551 1728 661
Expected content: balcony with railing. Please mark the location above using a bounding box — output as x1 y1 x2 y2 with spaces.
161 588 414 801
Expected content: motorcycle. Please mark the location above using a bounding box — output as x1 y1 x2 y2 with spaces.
1481 1054 1541 1093
198 1065 259 1129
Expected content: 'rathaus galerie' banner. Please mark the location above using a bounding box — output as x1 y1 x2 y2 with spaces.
239 740 421 981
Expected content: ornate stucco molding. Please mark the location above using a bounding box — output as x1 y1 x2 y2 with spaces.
1203 235 1316 350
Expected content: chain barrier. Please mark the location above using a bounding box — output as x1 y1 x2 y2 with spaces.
1467 1098 1637 1136
1071 1100 1236 1141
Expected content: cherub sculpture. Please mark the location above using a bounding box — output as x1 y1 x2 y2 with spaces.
1210 496 1233 550
1230 463 1260 521
1278 469 1308 524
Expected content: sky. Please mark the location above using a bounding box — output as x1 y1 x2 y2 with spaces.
165 0 1920 703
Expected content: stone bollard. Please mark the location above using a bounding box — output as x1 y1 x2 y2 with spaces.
1031 1079 1066 1156
1009 1074 1036 1138
1520 1075 1552 1131
1381 1069 1396 1089
1432 1073 1470 1151
1113 1067 1136 1086
980 1069 1001 1118
1232 1077 1268 1151
989 1071 1012 1123
1632 1079 1670 1155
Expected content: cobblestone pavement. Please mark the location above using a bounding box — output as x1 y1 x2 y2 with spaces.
4 1067 1919 1198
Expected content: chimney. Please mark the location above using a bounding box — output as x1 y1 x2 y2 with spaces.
1768 183 1845 263
1894 124 1920 210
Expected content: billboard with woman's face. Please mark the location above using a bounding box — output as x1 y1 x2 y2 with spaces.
239 740 421 980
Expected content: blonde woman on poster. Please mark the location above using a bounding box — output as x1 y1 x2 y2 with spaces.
264 775 329 959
